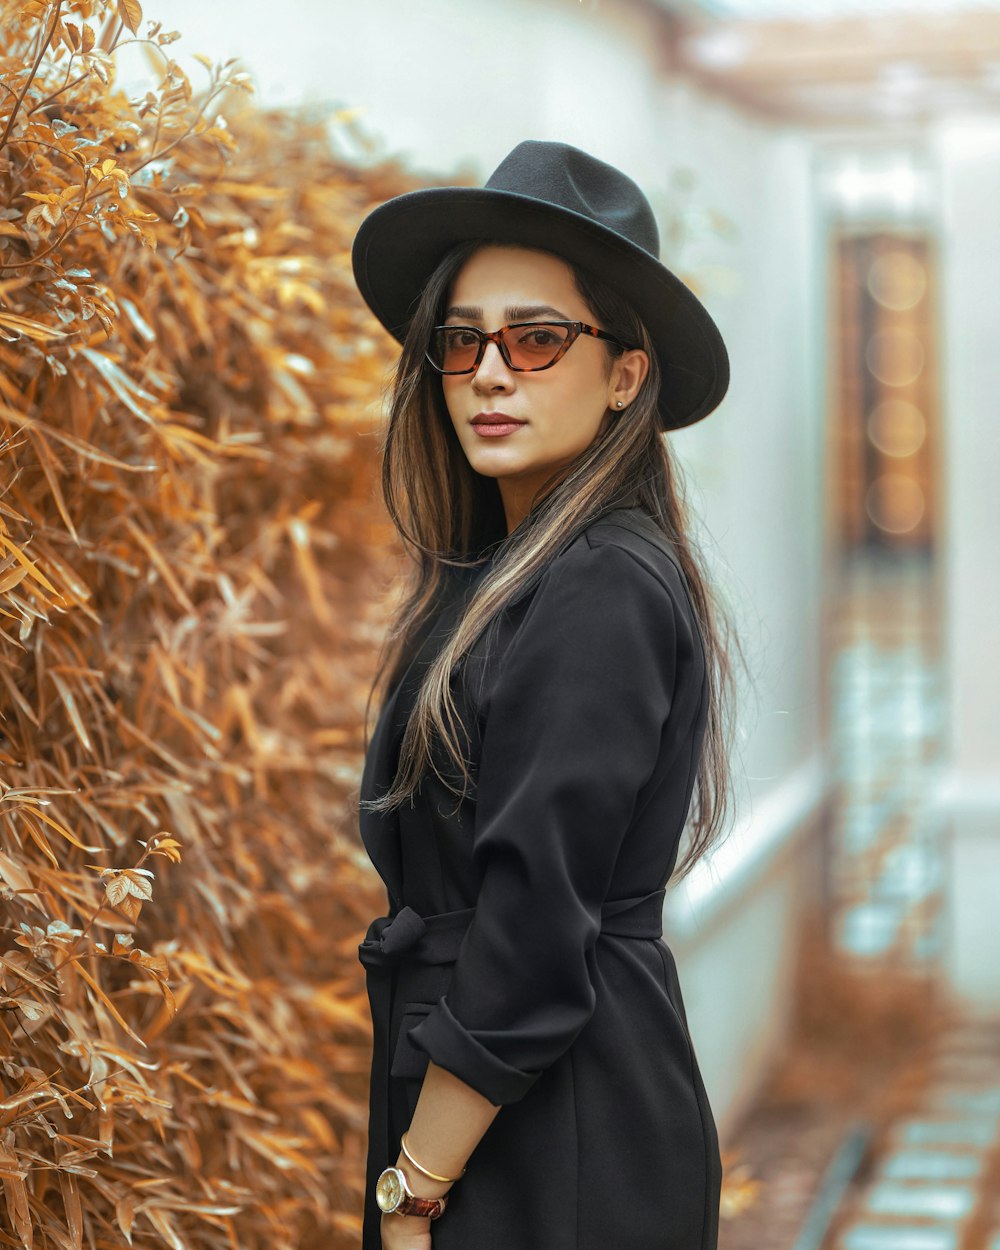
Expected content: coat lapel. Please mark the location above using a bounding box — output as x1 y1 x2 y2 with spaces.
358 503 665 904
358 679 407 908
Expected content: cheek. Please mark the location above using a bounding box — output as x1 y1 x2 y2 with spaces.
440 380 464 426
556 375 610 445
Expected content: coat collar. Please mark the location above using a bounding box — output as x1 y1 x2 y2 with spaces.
501 500 675 608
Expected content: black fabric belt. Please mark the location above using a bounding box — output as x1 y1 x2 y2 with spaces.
358 887 667 1205
358 887 667 975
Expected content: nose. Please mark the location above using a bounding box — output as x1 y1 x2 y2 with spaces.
471 340 515 392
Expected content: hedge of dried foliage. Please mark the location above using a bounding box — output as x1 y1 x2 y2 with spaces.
0 3 418 1246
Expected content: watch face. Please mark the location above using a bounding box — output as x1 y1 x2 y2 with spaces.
375 1168 403 1213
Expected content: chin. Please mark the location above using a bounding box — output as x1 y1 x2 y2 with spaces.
465 451 528 479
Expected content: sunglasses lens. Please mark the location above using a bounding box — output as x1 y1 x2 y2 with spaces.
428 323 573 372
502 323 570 369
428 327 481 373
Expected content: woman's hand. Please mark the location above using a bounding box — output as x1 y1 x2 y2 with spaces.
375 1068 487 1248
380 1211 433 1250
379 1151 452 1249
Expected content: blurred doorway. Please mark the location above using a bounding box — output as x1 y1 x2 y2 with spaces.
833 234 938 553
827 227 947 970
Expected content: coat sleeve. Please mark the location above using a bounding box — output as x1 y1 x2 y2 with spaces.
407 534 682 1105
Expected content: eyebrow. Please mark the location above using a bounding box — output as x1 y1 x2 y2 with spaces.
444 303 571 322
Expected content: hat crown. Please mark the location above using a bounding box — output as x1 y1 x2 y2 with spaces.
484 141 660 260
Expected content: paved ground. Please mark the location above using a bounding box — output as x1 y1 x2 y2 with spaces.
718 969 1000 1250
717 960 944 1250
828 1017 1000 1250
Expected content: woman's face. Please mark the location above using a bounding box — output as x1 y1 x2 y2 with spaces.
438 244 647 533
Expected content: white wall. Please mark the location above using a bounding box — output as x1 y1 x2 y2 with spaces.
670 828 824 1137
116 0 673 178
120 0 831 1125
666 757 830 1133
933 117 1000 1007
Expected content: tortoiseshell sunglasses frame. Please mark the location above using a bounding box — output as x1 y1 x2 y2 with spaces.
426 320 633 375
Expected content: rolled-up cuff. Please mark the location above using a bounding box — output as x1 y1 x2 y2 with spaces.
407 996 540 1106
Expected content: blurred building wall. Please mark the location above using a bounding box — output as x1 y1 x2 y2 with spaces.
127 0 832 1129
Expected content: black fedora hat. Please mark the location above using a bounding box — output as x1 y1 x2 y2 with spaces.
352 140 729 430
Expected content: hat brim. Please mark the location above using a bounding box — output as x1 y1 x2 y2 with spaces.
352 186 729 430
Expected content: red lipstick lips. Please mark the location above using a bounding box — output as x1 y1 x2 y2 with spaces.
471 412 526 438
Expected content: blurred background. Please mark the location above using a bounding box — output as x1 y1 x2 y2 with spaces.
116 0 1000 1244
3 1 998 1248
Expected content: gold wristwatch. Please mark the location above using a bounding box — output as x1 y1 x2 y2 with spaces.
375 1166 448 1219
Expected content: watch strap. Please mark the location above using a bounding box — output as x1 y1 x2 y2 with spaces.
397 1192 447 1219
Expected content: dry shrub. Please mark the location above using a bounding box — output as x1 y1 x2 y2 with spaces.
0 3 420 1246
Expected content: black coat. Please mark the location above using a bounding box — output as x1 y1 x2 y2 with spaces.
358 504 721 1250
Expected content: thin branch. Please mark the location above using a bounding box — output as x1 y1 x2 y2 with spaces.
112 36 172 67
0 0 64 153
6 134 89 170
55 47 77 97
149 93 164 156
29 70 88 116
102 17 125 54
130 83 228 178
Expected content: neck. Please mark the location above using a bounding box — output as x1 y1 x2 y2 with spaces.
499 475 559 535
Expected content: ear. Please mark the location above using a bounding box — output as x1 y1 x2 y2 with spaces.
608 349 650 411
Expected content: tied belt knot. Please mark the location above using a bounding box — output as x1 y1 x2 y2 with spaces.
358 888 667 975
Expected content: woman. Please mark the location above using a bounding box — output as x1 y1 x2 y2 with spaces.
351 140 736 1250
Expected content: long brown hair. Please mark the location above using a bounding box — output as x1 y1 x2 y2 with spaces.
363 239 740 878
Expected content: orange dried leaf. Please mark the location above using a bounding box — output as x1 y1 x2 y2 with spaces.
121 870 154 901
73 962 146 1048
2 1173 32 1249
141 1207 184 1250
49 672 94 754
19 802 96 851
116 1189 138 1244
23 818 59 868
104 874 130 907
113 894 144 925
58 1170 83 1250
0 311 67 341
147 836 182 863
0 851 38 897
